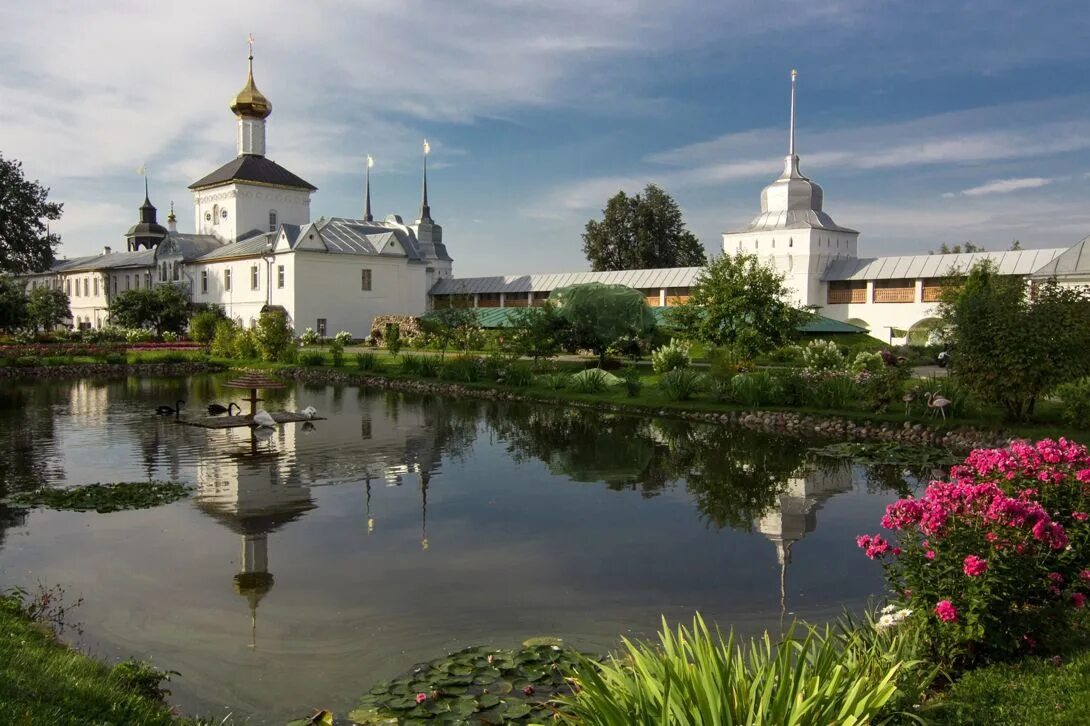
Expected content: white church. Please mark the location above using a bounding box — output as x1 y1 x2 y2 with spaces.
26 55 1090 342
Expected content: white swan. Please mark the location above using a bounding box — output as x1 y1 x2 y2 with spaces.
299 405 318 420
252 410 277 428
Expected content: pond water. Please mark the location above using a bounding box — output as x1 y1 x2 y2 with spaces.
0 375 924 723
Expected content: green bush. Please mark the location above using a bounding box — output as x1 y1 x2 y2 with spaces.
619 365 643 397
859 366 910 413
400 353 424 375
160 331 178 343
707 376 732 403
570 368 612 393
255 310 295 362
188 308 225 345
483 354 508 380
13 355 41 368
801 338 845 372
356 352 378 371
299 327 321 346
1055 377 1090 429
329 340 345 367
501 362 534 387
762 344 804 365
299 350 325 366
418 355 441 378
124 328 154 344
538 372 569 390
804 372 860 410
441 355 483 382
333 331 353 346
558 614 921 726
730 371 782 407
851 351 886 374
385 323 402 356
209 319 238 358
658 367 704 401
651 339 691 374
231 329 258 360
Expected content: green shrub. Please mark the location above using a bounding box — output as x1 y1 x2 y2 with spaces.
255 310 295 362
231 329 258 360
209 319 238 358
329 340 345 367
658 368 704 401
356 352 378 371
188 308 225 345
418 355 441 378
124 328 154 344
730 371 782 407
160 331 178 343
13 355 41 368
400 353 424 375
851 351 886 374
558 614 921 726
441 355 483 382
333 330 353 346
707 376 732 403
483 354 508 380
276 346 297 364
570 368 613 393
1055 377 1090 429
619 365 643 397
385 323 402 356
803 372 860 410
651 339 691 374
801 338 845 372
923 374 978 418
763 344 804 365
859 366 910 413
299 350 325 366
501 362 534 387
538 372 569 390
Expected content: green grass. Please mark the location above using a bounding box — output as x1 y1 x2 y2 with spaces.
928 648 1090 725
0 597 189 725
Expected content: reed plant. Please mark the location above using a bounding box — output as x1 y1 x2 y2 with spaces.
658 368 704 401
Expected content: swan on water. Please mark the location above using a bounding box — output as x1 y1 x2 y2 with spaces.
208 402 240 416
252 410 277 428
156 400 185 416
299 405 318 420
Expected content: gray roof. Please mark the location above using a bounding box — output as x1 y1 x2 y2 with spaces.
158 233 225 261
430 266 703 295
822 248 1067 281
195 233 276 262
733 208 858 235
1030 236 1090 279
189 154 317 191
303 217 423 260
51 249 156 273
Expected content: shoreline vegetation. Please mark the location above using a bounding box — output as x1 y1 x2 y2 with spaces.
1 346 1086 446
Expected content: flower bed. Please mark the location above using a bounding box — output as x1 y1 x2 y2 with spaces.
0 343 122 358
859 438 1090 664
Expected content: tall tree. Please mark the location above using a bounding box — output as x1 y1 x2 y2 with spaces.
582 184 707 271
668 253 805 360
938 262 1090 421
0 277 29 332
0 154 63 273
551 283 656 365
26 286 70 331
108 285 192 337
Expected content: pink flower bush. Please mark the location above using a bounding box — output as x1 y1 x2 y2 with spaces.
859 439 1090 662
934 600 958 622
962 555 987 577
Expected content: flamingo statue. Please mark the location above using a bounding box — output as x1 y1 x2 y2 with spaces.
902 391 916 417
925 391 952 421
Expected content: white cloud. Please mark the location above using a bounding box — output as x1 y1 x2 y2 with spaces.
953 177 1053 197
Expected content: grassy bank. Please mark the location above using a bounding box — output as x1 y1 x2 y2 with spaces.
0 594 189 725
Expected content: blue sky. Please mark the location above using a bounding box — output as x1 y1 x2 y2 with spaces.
3 1 1090 275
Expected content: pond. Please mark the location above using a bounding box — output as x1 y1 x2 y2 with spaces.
0 375 927 723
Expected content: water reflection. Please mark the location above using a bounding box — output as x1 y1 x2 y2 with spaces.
0 377 917 722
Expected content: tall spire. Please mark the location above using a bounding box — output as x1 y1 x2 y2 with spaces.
419 139 432 223
364 155 374 222
788 69 798 157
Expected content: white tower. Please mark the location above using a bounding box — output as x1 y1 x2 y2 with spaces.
722 70 858 308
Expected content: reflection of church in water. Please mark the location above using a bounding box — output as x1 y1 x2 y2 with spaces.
754 463 853 613
193 390 444 646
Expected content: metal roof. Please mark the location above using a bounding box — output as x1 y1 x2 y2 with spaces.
430 266 704 295
189 154 316 191
195 233 275 261
159 233 225 261
1030 236 1090 279
52 249 156 272
822 248 1067 281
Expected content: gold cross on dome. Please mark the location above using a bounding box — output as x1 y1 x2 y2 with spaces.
247 33 255 57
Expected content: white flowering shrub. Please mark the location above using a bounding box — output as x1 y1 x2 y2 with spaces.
334 331 353 346
801 339 845 372
299 327 321 346
651 339 691 374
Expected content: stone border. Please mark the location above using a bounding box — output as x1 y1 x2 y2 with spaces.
0 362 225 380
273 366 1010 452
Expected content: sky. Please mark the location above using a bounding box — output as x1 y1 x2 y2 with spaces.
3 0 1090 275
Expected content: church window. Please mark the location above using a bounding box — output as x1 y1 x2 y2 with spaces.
205 212 212 222
213 205 219 226
93 278 99 296
125 275 130 291
201 271 208 293
134 275 140 290
172 263 180 281
225 268 232 291
65 280 70 296
112 276 118 295
277 265 285 288
221 208 228 220
83 278 89 296
361 269 372 291
251 265 259 290
269 210 278 232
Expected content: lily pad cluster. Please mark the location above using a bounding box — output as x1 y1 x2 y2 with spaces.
349 640 593 725
10 481 193 513
808 441 959 467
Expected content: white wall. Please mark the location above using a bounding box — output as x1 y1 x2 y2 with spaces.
190 256 273 328
194 183 311 242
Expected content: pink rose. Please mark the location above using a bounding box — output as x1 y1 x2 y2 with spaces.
415 693 427 704
925 550 936 560
1074 593 1087 610
1073 511 1089 522
963 555 987 577
934 600 958 623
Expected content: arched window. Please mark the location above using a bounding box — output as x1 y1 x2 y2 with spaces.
269 210 278 232
212 204 219 226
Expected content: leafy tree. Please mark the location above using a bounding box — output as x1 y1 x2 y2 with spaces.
0 154 63 273
255 310 295 362
25 286 70 331
419 306 478 358
0 277 29 332
507 303 567 360
551 283 656 365
933 242 984 255
188 306 227 344
669 253 805 360
582 184 707 271
939 262 1090 421
107 284 191 337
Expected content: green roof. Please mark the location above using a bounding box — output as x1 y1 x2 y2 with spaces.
425 307 868 334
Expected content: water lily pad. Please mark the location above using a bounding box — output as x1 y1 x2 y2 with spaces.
522 636 564 648
503 701 533 719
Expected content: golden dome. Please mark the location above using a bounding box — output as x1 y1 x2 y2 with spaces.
230 54 272 119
